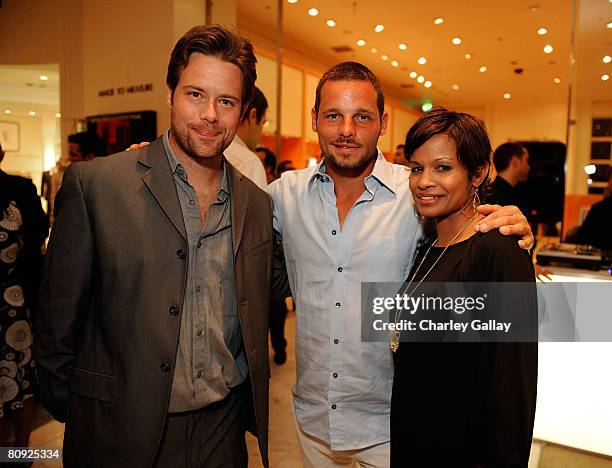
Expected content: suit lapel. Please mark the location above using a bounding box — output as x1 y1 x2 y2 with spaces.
227 161 248 258
138 138 187 241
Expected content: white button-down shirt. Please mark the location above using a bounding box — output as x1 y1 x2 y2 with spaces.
224 135 268 190
268 151 422 450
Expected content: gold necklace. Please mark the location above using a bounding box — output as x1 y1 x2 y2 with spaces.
389 213 479 353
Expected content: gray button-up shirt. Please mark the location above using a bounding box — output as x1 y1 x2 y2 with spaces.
163 132 247 413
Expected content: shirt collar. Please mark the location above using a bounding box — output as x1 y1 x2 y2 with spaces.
307 149 397 196
233 134 248 149
163 130 230 200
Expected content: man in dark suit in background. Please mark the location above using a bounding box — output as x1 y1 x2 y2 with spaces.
35 25 286 468
491 142 530 208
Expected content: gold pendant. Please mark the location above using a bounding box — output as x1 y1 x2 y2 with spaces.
390 338 399 353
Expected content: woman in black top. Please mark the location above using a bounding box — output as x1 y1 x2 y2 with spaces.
391 108 537 467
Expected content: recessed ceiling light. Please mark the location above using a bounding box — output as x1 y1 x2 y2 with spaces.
479 66 488 72
391 60 399 67
424 81 432 88
603 55 611 64
543 44 554 54
398 43 408 50
529 4 541 12
537 27 548 35
464 53 472 59
553 77 561 84
374 24 384 33
356 39 366 46
29 111 36 116
38 75 49 81
602 74 610 81
326 19 336 27
370 47 378 53
287 0 298 3
503 93 512 99
409 71 417 78
4 109 11 114
417 75 425 83
417 56 427 65
55 112 62 118
433 17 444 25
422 102 433 112
381 54 389 61
607 22 612 29
451 37 462 45
452 84 460 90
308 8 318 16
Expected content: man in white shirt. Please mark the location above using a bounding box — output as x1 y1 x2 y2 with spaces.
224 86 268 189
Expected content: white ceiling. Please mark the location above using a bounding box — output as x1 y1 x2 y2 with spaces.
238 0 611 109
0 64 60 116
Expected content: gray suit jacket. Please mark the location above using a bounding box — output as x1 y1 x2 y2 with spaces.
35 138 286 467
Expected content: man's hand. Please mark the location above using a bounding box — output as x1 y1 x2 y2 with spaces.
125 142 150 151
474 204 534 250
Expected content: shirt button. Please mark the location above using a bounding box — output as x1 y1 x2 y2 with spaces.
331 230 337 235
335 302 341 307
337 267 343 272
195 285 202 292
160 362 170 372
197 241 202 249
196 371 202 378
331 404 337 410
196 330 203 337
176 249 186 260
188 199 195 205
168 305 179 316
333 373 338 378
333 339 339 344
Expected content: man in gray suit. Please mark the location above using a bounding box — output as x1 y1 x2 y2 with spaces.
35 25 284 468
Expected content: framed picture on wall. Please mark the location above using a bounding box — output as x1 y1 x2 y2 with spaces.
0 121 19 151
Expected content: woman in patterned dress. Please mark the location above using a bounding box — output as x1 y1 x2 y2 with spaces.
0 144 48 447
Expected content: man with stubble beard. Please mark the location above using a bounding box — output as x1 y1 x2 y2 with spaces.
268 61 534 467
35 25 285 468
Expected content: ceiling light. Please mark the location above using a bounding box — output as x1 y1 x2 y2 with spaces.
452 84 460 90
409 71 417 78
374 24 384 33
287 0 298 3
433 18 444 25
4 109 11 114
451 37 462 45
553 77 561 84
417 56 427 65
602 74 610 81
391 60 399 67
398 43 408 50
529 5 541 12
370 47 378 53
607 22 612 29
584 164 596 175
587 178 593 185
417 75 425 83
55 112 62 118
326 19 336 27
479 66 488 72
29 111 36 116
503 93 512 99
424 81 432 88
356 39 366 46
308 8 318 16
422 102 433 112
381 54 389 61
38 75 49 81
603 55 611 64
537 27 548 35
543 44 554 54
464 53 472 59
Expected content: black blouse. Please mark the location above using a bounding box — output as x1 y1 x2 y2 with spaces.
391 230 538 468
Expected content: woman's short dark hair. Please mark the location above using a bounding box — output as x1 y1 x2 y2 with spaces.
166 25 257 111
404 107 492 200
314 62 385 121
